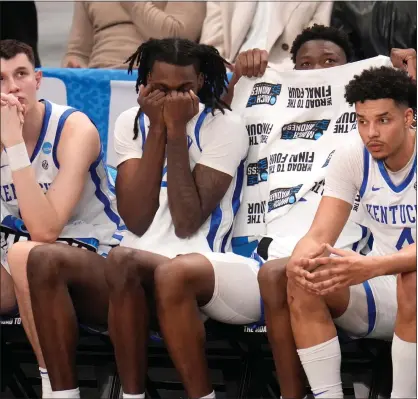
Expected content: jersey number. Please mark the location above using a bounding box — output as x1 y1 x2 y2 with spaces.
396 227 415 251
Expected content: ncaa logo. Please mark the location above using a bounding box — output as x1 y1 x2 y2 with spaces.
42 142 52 155
42 160 49 170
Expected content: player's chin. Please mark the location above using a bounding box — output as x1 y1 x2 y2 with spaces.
369 150 388 161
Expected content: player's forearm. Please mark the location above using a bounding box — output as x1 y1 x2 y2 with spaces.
166 131 202 238
117 126 166 236
291 233 326 261
12 166 61 242
369 243 417 277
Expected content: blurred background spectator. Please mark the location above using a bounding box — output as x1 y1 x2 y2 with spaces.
0 1 41 67
199 1 332 70
62 2 206 69
331 1 417 61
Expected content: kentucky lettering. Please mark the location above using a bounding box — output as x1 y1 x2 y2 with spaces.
365 203 417 225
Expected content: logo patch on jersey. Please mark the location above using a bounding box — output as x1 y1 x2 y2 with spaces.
371 186 381 192
281 120 330 140
286 85 332 109
246 83 281 108
333 111 357 134
414 182 417 191
42 160 49 170
246 123 274 146
42 142 52 155
247 158 268 186
322 150 335 168
268 184 303 212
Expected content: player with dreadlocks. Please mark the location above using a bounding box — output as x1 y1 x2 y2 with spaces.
25 37 248 399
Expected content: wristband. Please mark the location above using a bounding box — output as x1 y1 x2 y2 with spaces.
6 142 31 172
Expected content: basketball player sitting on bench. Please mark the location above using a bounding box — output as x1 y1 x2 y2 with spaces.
286 66 416 399
0 39 123 398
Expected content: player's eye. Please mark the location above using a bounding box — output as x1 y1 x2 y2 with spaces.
358 119 367 125
324 58 336 64
380 118 389 124
300 62 310 67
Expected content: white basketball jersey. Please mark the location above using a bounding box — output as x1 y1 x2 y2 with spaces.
0 100 123 252
360 147 417 256
121 107 245 258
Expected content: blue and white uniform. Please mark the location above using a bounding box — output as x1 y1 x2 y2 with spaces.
324 134 416 339
114 104 248 257
114 104 261 324
0 100 123 273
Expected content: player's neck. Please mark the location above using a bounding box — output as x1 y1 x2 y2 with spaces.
384 129 416 172
22 101 45 146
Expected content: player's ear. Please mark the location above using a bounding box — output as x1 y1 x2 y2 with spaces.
197 73 204 91
405 107 415 128
35 70 42 90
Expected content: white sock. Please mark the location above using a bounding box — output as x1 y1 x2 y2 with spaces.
297 336 343 398
51 387 80 398
391 334 417 398
39 367 53 399
122 393 145 399
199 391 215 399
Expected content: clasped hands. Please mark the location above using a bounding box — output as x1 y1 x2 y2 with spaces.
286 243 374 296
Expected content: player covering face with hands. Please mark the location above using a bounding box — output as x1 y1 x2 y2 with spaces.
103 38 248 399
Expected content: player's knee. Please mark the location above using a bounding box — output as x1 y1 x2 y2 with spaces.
258 259 288 306
154 257 196 304
7 242 30 278
105 246 142 291
154 257 190 296
287 280 320 315
397 271 417 320
26 244 62 289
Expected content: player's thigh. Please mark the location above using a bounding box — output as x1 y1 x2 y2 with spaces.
199 252 262 325
29 243 110 325
8 241 46 287
1 264 17 314
334 275 397 340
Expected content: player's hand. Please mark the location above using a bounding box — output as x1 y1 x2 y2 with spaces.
303 244 374 295
137 84 166 131
229 49 269 85
286 243 327 294
164 90 200 133
1 93 25 147
390 48 417 81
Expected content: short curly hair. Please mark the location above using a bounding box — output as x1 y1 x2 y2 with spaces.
290 24 354 64
345 66 417 109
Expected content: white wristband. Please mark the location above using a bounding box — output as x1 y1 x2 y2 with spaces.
6 142 31 172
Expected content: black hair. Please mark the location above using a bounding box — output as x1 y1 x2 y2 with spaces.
290 24 354 64
0 39 35 66
126 38 231 139
345 66 417 109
